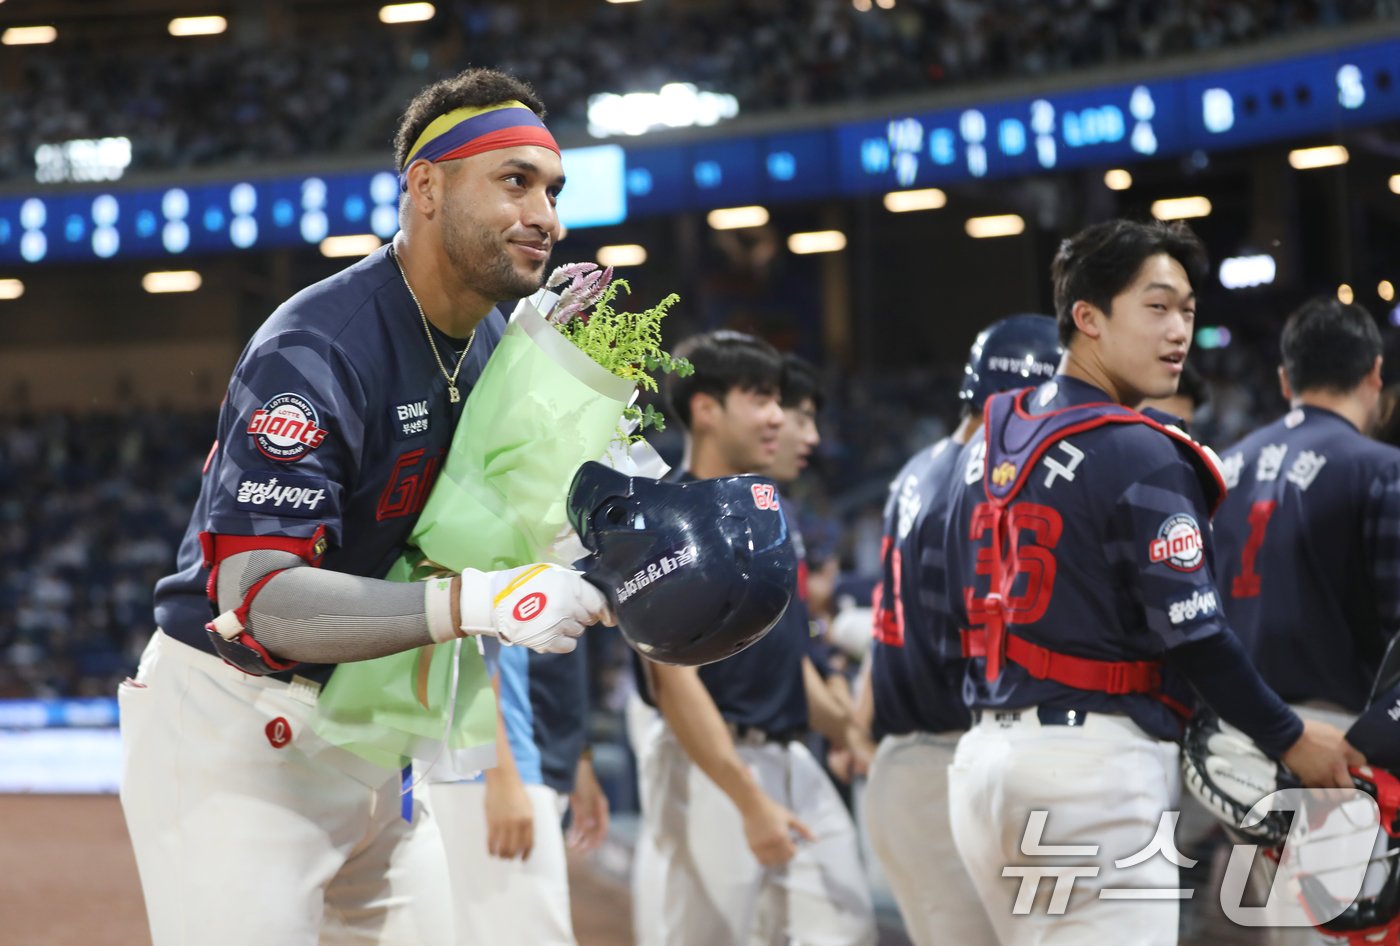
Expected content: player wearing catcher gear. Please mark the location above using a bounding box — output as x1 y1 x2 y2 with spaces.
630 331 876 946
120 70 611 946
1211 297 1400 945
940 219 1362 946
860 314 1060 946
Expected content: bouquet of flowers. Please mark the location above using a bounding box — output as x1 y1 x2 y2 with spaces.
311 264 686 774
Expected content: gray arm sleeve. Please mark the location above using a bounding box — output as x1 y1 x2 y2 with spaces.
216 550 436 664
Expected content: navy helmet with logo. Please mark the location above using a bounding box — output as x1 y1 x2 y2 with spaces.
566 461 796 667
959 314 1064 409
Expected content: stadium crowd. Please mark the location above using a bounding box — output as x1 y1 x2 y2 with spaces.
2 0 1394 180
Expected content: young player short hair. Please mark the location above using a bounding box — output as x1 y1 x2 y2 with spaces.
665 330 783 431
1051 218 1209 347
1280 296 1382 395
779 353 824 412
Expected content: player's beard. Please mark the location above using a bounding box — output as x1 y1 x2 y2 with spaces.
441 197 549 303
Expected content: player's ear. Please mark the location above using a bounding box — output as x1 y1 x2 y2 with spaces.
1071 300 1102 340
402 160 441 217
1368 355 1384 392
1277 365 1293 402
690 391 721 431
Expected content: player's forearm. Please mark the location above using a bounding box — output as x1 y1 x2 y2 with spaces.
651 663 766 813
485 673 523 784
803 656 853 745
229 562 437 662
852 657 874 736
1170 630 1304 758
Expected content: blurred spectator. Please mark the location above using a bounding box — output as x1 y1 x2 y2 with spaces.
3 0 1393 180
0 411 213 697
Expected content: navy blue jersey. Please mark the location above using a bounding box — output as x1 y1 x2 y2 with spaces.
633 471 809 734
1214 406 1400 712
943 377 1228 740
869 437 973 739
153 246 506 681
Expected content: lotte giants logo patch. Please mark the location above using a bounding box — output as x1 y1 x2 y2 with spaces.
751 483 779 510
1149 513 1205 572
265 716 292 749
513 592 547 622
248 393 328 462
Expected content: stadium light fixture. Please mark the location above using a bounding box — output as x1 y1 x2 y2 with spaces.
587 83 739 138
1219 254 1276 290
1104 169 1133 191
964 214 1026 239
852 0 872 10
169 16 227 36
707 206 769 230
379 3 435 24
605 0 643 4
788 231 847 255
142 271 203 294
2 26 57 45
596 244 647 267
1288 145 1349 170
883 188 946 213
320 235 383 258
1151 196 1211 220
1381 280 1395 303
875 0 896 7
1338 284 1354 304
1390 174 1400 195
0 279 24 301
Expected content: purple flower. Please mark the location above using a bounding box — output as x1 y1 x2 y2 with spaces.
545 261 598 291
551 264 614 325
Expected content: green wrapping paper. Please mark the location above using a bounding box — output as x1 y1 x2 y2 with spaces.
311 299 635 772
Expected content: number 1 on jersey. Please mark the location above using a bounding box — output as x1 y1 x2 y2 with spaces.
1231 500 1277 599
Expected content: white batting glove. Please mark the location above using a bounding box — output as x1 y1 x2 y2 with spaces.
455 564 611 654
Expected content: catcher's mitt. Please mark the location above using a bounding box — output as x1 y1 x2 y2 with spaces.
1180 707 1300 845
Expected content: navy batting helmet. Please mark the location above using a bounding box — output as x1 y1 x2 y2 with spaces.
566 461 796 667
958 314 1063 408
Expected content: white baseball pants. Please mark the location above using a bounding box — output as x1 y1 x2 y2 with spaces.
640 723 877 946
865 730 999 946
948 709 1182 946
119 631 454 946
425 780 577 945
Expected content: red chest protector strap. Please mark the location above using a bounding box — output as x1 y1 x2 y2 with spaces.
197 527 328 675
961 389 1222 716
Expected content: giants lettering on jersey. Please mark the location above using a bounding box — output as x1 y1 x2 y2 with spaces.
376 448 443 520
248 393 328 462
1149 513 1204 572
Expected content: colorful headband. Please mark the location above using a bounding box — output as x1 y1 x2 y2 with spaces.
399 101 560 190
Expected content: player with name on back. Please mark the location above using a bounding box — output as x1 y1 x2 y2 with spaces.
1212 296 1400 945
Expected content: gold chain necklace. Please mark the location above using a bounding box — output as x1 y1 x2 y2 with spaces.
389 245 475 403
